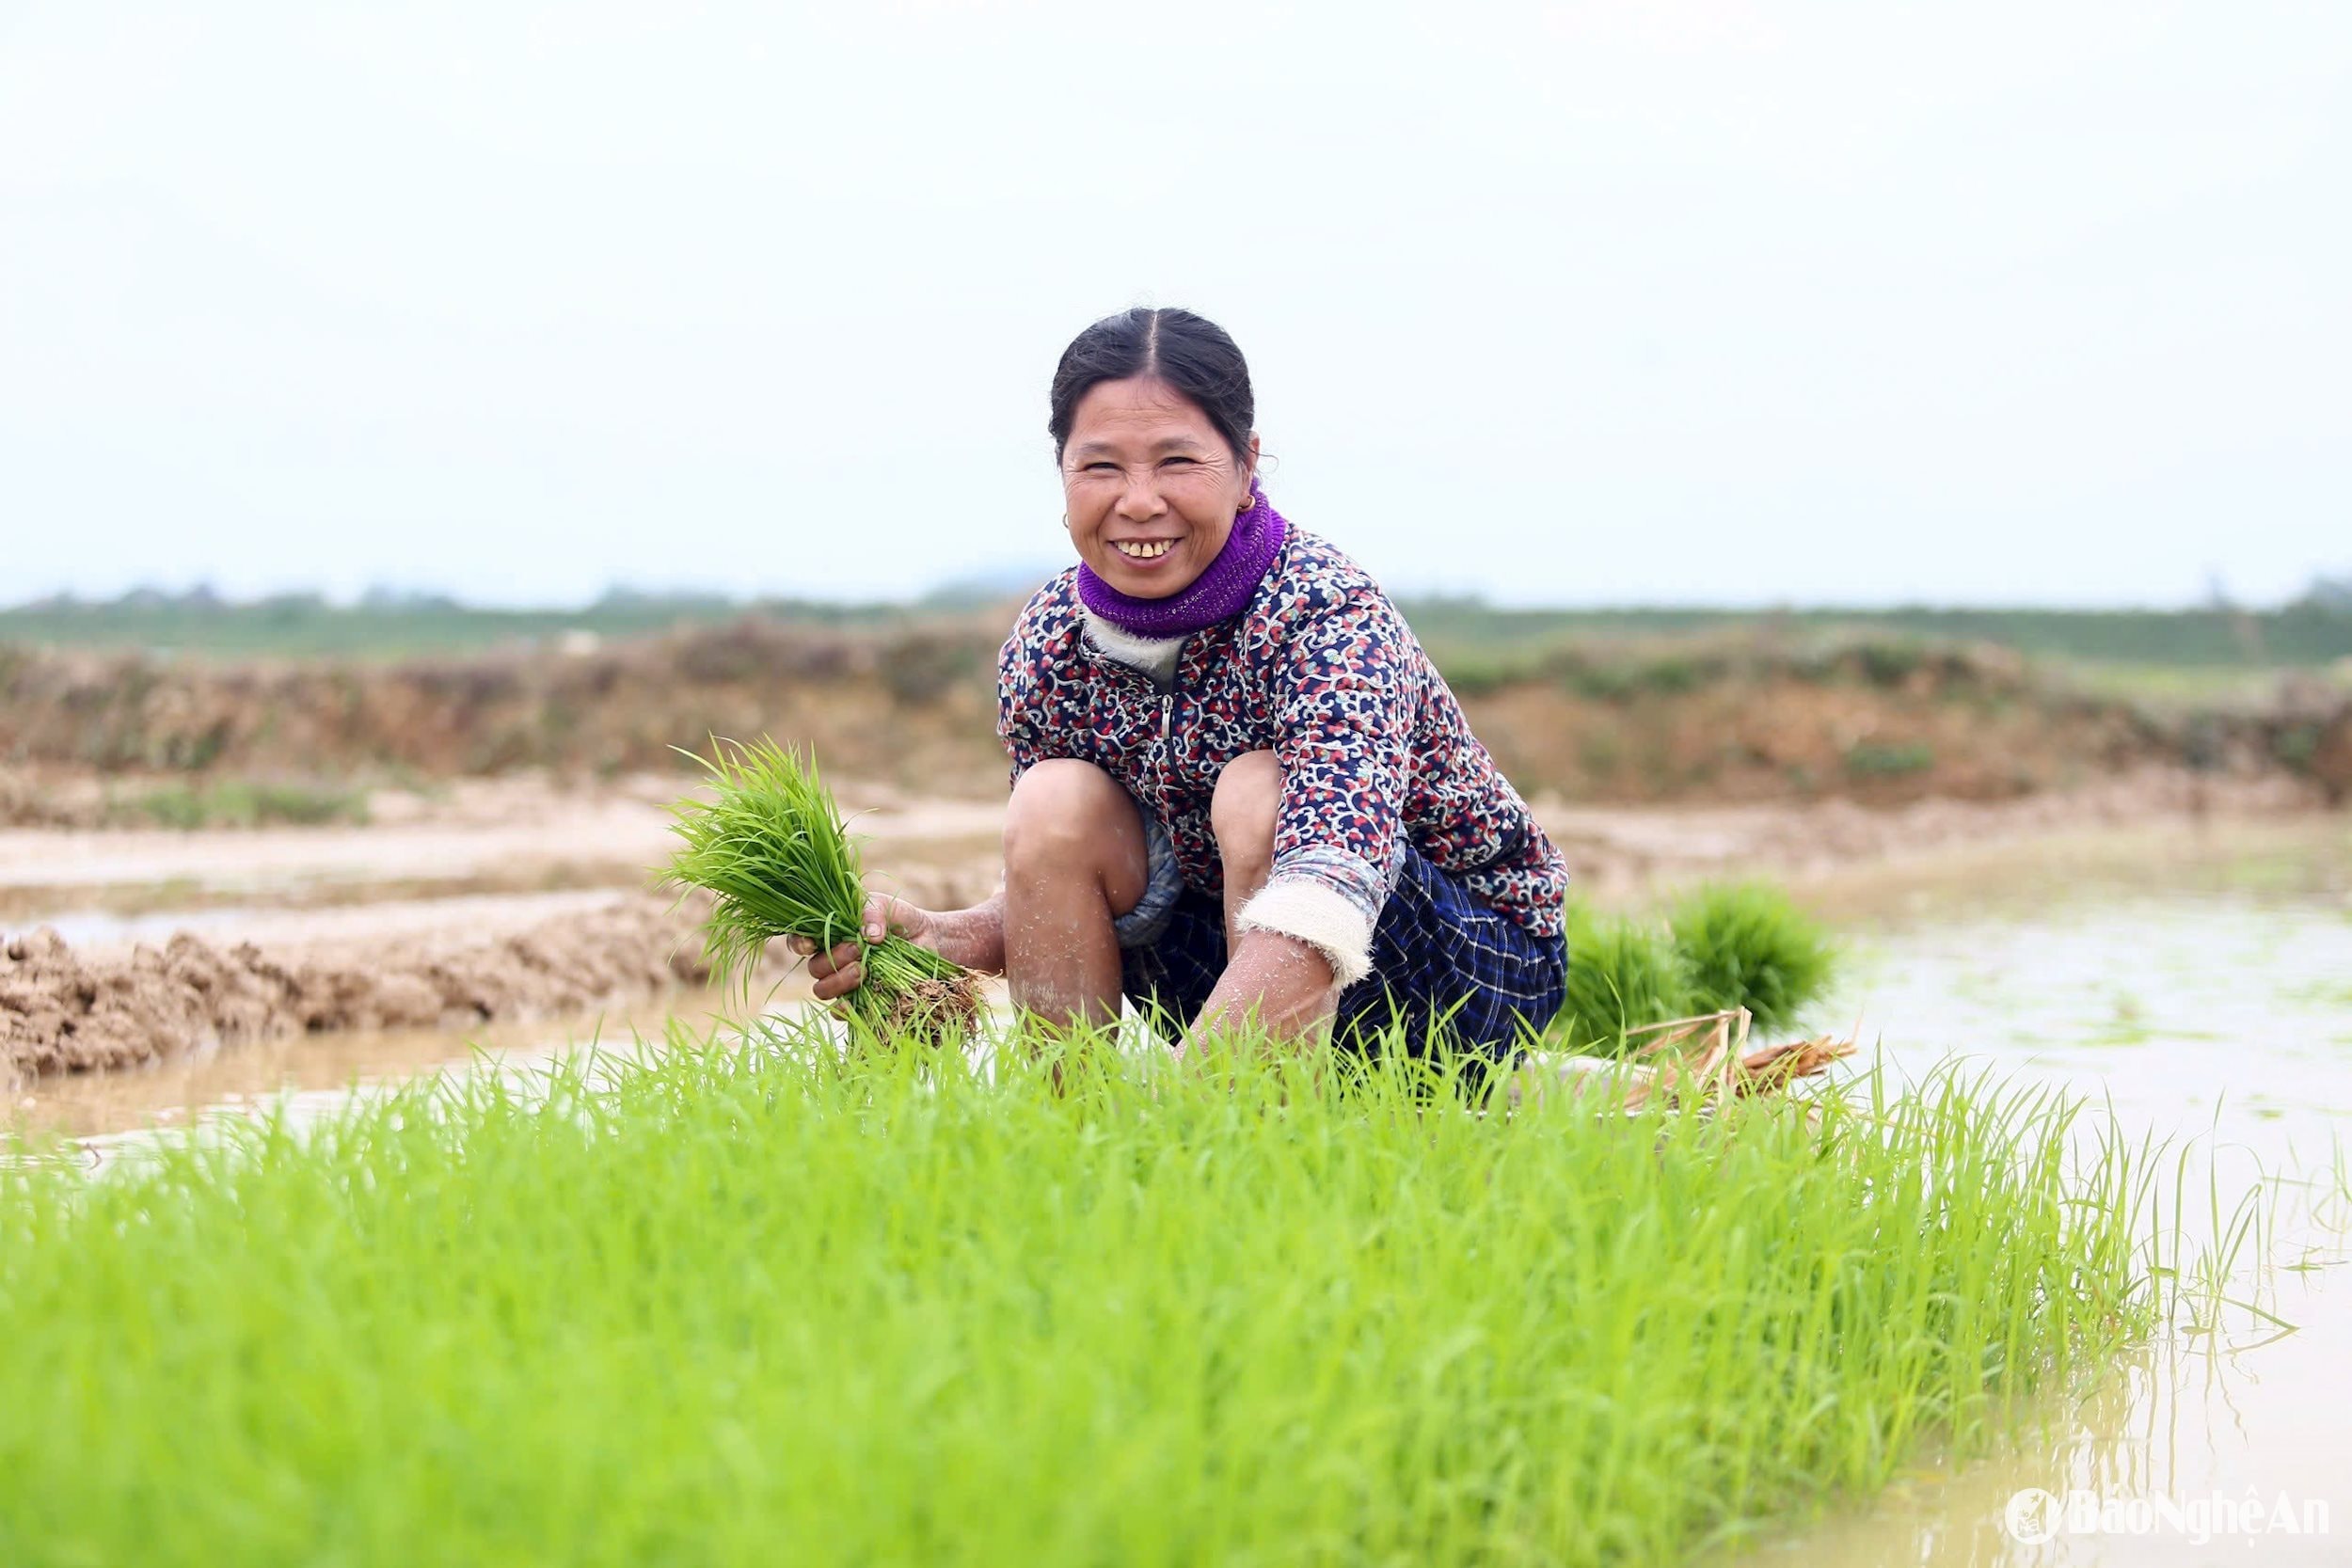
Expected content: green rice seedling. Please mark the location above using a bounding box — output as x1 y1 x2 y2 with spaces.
0 1024 2160 1567
1668 882 1838 1031
1557 901 1695 1053
660 736 978 1041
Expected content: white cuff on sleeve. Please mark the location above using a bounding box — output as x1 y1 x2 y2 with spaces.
1236 878 1375 990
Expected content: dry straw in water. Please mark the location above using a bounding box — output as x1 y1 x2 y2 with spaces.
660 736 980 1042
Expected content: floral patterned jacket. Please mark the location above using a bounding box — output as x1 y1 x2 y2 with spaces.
996 527 1569 985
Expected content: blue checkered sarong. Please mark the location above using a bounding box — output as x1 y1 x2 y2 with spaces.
1117 822 1567 1078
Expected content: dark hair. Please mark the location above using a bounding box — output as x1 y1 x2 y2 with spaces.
1047 307 1254 463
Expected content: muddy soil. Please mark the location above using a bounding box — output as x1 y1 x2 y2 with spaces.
0 895 738 1085
0 771 1004 901
0 765 2331 1090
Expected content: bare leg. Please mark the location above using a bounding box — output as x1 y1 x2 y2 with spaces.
1210 750 1280 954
1002 760 1150 1031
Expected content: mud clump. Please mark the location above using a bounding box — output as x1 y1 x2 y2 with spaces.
0 929 296 1080
1 898 723 1086
879 973 984 1047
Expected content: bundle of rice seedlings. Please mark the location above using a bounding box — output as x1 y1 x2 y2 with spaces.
1555 902 1694 1054
1555 885 1839 1055
660 737 980 1044
1667 882 1838 1032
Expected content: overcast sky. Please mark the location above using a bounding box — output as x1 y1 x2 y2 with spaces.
3 2 2346 609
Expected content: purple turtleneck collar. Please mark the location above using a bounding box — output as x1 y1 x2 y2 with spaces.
1075 481 1288 640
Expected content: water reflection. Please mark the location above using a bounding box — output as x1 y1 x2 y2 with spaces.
1752 864 2352 1565
1769 1277 2349 1566
3 888 631 954
10 991 746 1140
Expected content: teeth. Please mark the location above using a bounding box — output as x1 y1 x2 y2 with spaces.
1115 540 1173 560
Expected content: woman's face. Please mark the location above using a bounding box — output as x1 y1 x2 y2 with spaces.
1061 375 1259 599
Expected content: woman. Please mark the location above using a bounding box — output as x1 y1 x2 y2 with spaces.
799 307 1570 1069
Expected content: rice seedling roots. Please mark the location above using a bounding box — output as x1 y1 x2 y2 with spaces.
878 970 984 1046
1567 1008 1858 1113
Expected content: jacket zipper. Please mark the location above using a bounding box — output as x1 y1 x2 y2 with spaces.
1153 646 1184 802
1082 627 1186 785
1161 634 1189 746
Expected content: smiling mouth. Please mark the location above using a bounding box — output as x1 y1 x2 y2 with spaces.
1111 540 1176 560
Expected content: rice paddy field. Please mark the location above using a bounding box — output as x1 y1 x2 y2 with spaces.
5 1027 2150 1567
3 821 2348 1566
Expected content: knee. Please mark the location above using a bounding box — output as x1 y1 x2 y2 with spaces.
1005 760 1130 877
1210 750 1279 874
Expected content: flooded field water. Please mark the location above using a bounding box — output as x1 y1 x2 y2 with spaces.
10 888 636 957
11 999 692 1142
1755 825 2352 1566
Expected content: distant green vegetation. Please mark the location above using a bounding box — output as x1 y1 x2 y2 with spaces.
1845 740 1938 779
5 583 2348 670
0 588 914 661
2047 660 2333 705
1400 596 2352 670
103 778 372 830
0 1023 2153 1566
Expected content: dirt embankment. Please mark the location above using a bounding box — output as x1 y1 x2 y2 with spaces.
1458 641 2352 808
0 619 1005 810
0 895 738 1086
4 620 2349 820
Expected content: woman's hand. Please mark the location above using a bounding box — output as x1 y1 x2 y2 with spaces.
1184 928 1340 1051
787 895 928 1004
789 891 1007 1002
